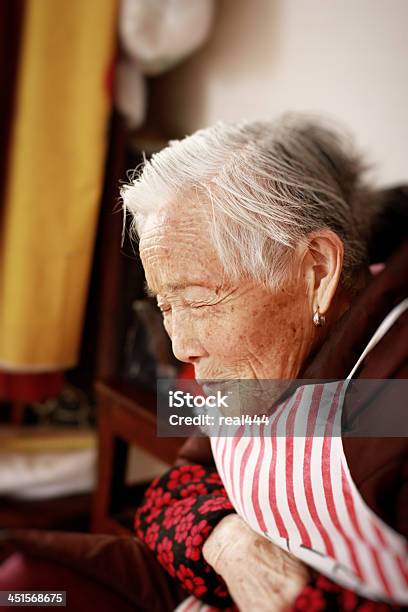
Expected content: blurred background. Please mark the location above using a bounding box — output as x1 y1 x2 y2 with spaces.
0 0 406 537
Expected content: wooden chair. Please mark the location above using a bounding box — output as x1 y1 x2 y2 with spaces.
91 379 183 535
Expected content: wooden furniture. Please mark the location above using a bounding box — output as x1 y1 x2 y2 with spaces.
91 379 183 535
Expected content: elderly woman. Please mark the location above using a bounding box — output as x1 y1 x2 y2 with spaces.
122 116 408 610
1 117 407 612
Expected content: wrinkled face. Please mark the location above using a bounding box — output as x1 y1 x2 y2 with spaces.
139 199 316 382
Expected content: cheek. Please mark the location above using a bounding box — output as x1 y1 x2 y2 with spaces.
196 306 254 358
245 298 301 356
196 305 267 363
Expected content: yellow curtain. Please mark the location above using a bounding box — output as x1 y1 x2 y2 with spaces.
0 0 117 370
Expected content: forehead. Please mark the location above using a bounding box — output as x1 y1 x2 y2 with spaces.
139 200 224 293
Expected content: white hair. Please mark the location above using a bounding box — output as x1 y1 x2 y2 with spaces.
121 114 378 288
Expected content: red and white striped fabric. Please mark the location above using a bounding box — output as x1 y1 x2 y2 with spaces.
210 378 408 604
174 596 221 612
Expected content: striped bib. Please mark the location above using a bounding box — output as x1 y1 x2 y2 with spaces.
210 380 408 603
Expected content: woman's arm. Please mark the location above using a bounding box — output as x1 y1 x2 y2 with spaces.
136 465 403 610
135 462 235 608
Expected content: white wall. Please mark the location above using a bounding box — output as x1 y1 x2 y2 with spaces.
152 0 408 185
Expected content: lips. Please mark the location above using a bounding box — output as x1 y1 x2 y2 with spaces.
195 374 241 398
201 380 233 397
202 382 220 395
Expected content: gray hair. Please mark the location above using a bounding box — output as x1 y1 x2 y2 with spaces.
121 114 378 288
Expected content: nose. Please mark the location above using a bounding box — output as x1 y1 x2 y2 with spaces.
170 309 206 364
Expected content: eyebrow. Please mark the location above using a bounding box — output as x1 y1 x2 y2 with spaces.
144 280 214 298
144 280 187 298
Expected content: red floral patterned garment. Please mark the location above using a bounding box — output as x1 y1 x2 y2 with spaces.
136 464 403 610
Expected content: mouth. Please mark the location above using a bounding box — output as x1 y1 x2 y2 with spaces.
201 380 233 396
201 382 220 394
197 378 225 393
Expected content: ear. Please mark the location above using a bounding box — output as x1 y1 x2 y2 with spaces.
298 229 344 315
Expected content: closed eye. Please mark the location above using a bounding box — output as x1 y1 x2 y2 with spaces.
188 299 220 309
157 299 171 314
158 305 171 314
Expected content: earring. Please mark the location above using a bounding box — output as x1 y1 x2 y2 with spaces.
313 307 326 327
